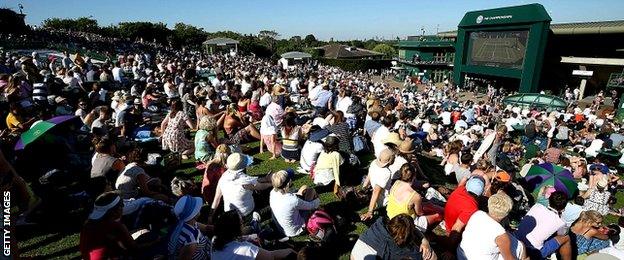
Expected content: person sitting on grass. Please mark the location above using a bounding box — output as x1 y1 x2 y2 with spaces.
360 148 395 221
458 192 528 259
313 136 344 195
211 153 272 220
280 112 302 163
168 195 212 260
194 115 218 167
441 175 485 257
80 192 153 260
211 210 296 259
269 170 320 237
350 213 435 260
514 191 573 260
386 164 443 232
115 147 170 203
201 144 230 204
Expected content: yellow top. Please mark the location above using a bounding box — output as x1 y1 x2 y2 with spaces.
386 181 416 219
6 113 21 131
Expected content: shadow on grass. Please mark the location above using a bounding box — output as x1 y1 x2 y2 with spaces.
32 245 80 260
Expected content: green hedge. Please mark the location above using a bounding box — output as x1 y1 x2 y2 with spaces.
317 58 391 72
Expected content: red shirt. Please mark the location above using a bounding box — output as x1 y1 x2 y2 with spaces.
451 111 461 123
444 185 478 231
80 220 133 260
202 165 226 203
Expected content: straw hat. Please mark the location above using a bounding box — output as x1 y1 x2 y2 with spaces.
226 153 253 171
272 84 286 96
377 148 395 168
382 132 402 147
398 138 415 154
597 177 609 189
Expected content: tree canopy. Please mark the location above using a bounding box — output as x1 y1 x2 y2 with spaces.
37 17 397 58
372 43 397 58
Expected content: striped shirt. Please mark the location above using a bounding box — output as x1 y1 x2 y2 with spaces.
169 223 211 260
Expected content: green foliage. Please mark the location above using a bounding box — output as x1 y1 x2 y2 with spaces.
117 21 170 43
318 58 392 72
372 43 396 58
350 40 365 48
42 17 99 33
303 34 318 47
172 23 208 48
304 47 323 58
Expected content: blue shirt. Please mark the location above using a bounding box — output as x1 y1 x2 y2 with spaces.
312 90 332 108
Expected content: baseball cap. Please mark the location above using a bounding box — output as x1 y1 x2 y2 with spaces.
466 176 485 196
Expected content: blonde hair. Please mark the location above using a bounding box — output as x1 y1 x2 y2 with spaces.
271 170 290 193
212 144 231 166
488 192 513 220
198 116 216 131
577 210 603 225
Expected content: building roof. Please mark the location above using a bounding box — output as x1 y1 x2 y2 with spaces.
433 20 624 37
203 37 239 46
281 51 312 59
550 20 624 35
316 44 383 59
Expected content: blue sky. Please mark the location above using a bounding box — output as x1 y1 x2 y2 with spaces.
3 0 623 40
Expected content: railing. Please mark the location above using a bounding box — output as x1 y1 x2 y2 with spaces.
394 58 453 66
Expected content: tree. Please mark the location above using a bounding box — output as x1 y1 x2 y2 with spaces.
290 36 302 42
372 43 396 58
115 22 172 43
304 34 317 45
350 40 365 48
258 30 279 52
258 30 279 40
172 22 207 48
42 17 99 33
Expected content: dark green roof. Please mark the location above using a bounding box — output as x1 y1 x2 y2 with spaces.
502 93 567 111
458 3 551 28
437 20 624 37
396 40 455 48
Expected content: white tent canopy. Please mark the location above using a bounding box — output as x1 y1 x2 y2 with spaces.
280 51 312 59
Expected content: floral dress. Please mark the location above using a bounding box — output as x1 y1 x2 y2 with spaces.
162 111 192 153
583 190 611 215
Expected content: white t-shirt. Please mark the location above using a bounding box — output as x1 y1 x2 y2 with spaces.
300 140 324 171
458 211 507 260
388 155 407 180
260 114 277 135
336 96 353 114
371 126 390 158
112 67 124 82
269 190 320 237
290 78 300 93
259 93 271 107
211 240 259 260
368 161 393 207
516 204 566 249
217 170 258 217
241 81 252 95
441 111 452 125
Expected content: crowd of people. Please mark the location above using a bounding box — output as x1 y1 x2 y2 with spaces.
3 29 624 260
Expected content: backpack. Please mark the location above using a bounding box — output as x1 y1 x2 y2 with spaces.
307 210 336 243
353 135 368 153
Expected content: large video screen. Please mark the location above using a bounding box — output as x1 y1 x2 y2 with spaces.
467 30 529 70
